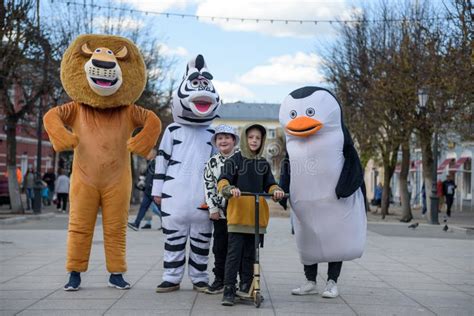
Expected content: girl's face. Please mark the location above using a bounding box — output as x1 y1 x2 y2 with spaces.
247 128 262 153
215 133 235 155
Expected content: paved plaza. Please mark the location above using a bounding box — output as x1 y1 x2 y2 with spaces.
0 206 473 315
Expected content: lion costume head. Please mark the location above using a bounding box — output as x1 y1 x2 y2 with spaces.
60 34 146 108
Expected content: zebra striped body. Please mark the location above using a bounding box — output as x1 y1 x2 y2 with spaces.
152 55 220 285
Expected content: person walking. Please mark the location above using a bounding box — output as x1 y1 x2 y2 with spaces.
373 183 382 214
128 149 161 230
23 166 35 210
437 179 445 212
42 169 56 206
55 169 70 213
442 174 457 217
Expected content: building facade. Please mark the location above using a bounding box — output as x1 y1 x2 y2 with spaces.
365 141 473 212
0 117 56 177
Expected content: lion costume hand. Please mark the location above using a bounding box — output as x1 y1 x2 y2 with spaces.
43 102 80 152
127 107 161 157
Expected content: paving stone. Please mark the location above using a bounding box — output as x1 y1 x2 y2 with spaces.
0 299 36 310
17 310 106 316
25 299 115 310
349 304 436 315
1 217 473 314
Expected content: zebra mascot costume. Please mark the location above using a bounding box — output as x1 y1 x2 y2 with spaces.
153 55 220 292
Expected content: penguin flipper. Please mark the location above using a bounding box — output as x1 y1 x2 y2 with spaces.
335 126 364 199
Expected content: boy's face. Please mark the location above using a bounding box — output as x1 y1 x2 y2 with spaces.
215 133 235 155
247 128 262 153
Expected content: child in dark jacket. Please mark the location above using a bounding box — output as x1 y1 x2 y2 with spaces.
217 123 284 306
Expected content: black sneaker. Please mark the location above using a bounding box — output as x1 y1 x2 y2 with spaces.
205 278 224 294
141 223 152 229
156 281 180 293
237 282 251 297
221 285 236 306
64 271 81 291
193 281 208 292
108 274 131 289
127 222 139 231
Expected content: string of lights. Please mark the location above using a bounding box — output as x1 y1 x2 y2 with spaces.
62 1 453 25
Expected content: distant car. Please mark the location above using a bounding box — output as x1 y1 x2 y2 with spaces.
0 175 11 206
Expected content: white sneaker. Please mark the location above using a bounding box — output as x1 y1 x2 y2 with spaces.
322 280 339 298
291 280 318 295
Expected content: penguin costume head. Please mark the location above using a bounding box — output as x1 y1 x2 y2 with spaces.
279 86 364 199
279 86 342 138
171 54 220 126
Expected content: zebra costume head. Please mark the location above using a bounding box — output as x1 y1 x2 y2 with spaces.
171 54 220 126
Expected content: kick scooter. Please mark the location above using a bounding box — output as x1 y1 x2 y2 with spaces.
237 191 289 308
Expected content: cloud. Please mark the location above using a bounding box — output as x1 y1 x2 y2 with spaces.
158 44 189 57
195 0 358 38
94 16 145 31
238 52 324 86
213 80 255 103
117 0 189 12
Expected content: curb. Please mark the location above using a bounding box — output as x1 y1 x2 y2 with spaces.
0 213 55 225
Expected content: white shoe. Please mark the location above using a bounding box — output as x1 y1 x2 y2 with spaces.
322 280 339 298
291 280 318 295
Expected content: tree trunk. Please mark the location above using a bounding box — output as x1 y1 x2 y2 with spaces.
381 164 392 219
399 140 413 222
420 131 434 222
6 117 24 213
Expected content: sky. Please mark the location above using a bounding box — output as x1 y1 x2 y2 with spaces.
43 0 445 104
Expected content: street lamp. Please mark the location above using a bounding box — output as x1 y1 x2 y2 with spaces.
418 88 439 225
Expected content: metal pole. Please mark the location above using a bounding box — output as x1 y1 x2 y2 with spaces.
255 194 260 263
430 132 439 224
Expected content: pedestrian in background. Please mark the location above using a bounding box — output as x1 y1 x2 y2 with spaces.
42 169 56 206
55 169 70 213
421 184 427 216
437 179 444 212
23 166 35 210
373 183 382 214
442 174 457 217
128 149 161 230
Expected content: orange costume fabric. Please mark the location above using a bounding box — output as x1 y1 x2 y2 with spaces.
43 34 161 273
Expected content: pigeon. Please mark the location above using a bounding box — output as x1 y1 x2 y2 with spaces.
443 224 448 232
408 222 419 229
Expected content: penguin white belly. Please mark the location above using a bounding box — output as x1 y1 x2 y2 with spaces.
288 139 367 264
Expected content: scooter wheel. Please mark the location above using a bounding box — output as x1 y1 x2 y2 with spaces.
254 292 262 308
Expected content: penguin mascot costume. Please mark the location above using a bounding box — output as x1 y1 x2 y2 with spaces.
152 55 220 293
279 86 366 297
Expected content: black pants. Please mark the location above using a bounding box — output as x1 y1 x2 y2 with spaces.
224 233 255 286
304 262 343 283
56 193 68 211
446 195 454 216
212 219 228 281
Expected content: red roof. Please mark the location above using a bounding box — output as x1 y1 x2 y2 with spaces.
437 158 456 173
449 157 471 171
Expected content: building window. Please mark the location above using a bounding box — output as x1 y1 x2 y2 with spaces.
268 128 276 139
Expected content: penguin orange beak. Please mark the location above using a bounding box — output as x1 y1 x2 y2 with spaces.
286 116 323 137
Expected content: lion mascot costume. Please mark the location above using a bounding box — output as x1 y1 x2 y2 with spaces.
43 34 161 291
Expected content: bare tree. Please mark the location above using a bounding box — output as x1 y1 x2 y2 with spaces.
323 0 471 221
1 0 52 213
